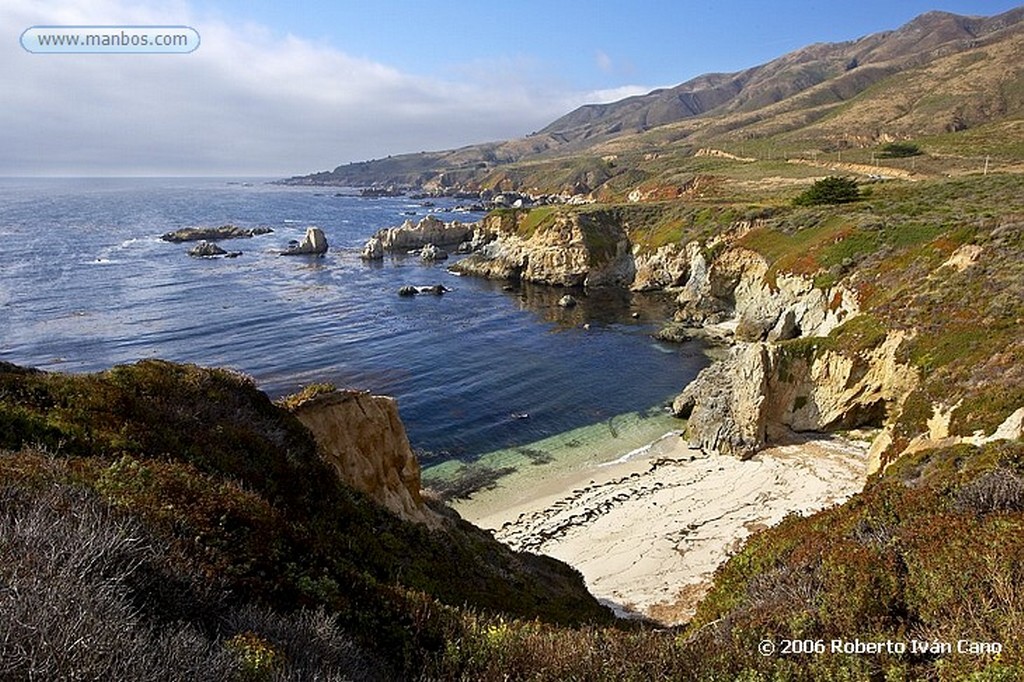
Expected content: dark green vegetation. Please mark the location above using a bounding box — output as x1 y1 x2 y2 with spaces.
792 176 861 206
9 376 1019 680
0 360 612 680
880 142 923 158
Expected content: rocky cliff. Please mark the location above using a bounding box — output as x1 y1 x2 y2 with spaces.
290 390 441 527
451 208 637 287
449 177 1024 472
663 180 1024 470
664 239 920 462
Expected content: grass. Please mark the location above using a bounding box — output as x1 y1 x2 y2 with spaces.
518 205 558 237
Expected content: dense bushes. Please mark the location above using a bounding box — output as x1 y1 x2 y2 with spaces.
3 359 1024 679
880 142 922 158
0 478 384 681
0 361 610 678
687 440 1024 680
793 176 861 205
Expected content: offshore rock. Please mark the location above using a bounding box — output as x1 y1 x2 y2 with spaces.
361 236 384 260
187 240 228 258
290 390 442 527
281 227 328 256
399 284 450 296
451 209 634 287
162 225 272 242
365 215 478 255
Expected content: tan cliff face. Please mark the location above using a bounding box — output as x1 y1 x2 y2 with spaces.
290 390 442 527
671 242 920 465
451 210 634 287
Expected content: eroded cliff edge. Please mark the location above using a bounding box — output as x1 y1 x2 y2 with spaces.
434 176 1024 471
289 389 442 527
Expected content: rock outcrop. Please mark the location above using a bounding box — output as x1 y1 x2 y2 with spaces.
290 390 441 527
162 225 272 242
631 244 689 291
663 237 925 465
674 332 919 461
451 209 634 287
674 243 859 338
398 284 450 296
281 227 328 256
361 237 384 260
419 243 448 262
361 216 481 258
187 240 228 258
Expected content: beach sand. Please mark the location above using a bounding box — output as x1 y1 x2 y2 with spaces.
451 432 869 625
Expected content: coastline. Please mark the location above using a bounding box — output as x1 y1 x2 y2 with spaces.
451 430 870 625
421 407 684 500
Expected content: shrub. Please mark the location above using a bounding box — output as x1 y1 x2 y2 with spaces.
0 483 237 681
955 467 1024 515
880 142 922 158
793 177 861 206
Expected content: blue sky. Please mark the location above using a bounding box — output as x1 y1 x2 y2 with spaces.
199 1 1024 91
3 0 1021 176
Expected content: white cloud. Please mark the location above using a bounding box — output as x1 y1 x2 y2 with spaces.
595 49 613 74
1 0 659 176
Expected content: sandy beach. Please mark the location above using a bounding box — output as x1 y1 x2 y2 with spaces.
452 431 870 625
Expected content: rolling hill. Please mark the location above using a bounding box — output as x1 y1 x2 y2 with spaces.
283 6 1024 194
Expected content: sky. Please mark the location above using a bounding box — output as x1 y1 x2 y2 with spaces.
3 0 1021 177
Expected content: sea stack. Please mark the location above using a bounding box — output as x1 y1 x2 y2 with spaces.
281 227 328 256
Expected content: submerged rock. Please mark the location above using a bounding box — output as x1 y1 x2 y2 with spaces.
281 227 328 256
654 323 691 344
399 284 451 297
558 294 578 308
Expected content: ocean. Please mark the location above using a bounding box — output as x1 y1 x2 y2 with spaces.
0 177 707 475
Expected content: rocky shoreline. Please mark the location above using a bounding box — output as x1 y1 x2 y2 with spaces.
362 202 1024 473
365 209 904 469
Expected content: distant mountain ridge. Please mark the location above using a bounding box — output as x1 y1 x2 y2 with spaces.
541 8 1024 144
284 6 1024 190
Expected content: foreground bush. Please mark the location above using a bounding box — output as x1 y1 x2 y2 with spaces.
0 478 383 681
